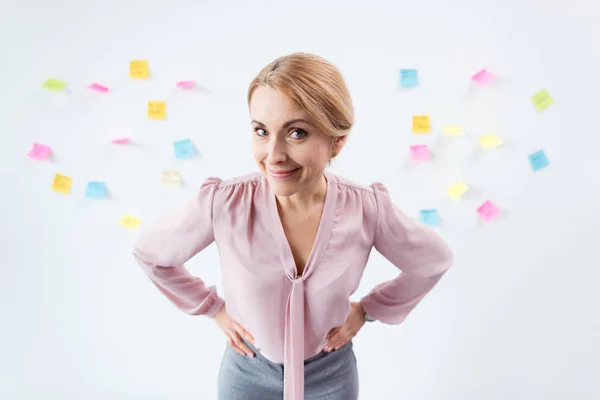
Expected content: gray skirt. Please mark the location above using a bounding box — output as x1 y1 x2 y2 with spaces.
217 339 359 400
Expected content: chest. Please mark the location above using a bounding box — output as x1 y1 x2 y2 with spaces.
278 210 322 276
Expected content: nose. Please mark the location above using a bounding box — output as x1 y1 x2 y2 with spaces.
266 137 287 164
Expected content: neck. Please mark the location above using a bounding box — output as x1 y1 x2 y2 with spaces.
275 174 328 213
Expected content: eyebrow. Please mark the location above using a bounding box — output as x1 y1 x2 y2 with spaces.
251 118 311 129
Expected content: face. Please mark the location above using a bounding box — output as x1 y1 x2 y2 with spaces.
250 86 345 197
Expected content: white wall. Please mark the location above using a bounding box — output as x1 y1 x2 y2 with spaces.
1 0 599 399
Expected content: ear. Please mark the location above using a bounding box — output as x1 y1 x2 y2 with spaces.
330 135 348 159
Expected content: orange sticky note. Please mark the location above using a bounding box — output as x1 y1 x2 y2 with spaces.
51 173 73 194
148 101 166 120
130 60 149 79
412 115 431 134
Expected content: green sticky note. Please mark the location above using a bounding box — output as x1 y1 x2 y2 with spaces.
531 89 553 111
42 78 67 92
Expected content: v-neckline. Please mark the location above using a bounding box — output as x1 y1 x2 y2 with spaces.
266 171 338 281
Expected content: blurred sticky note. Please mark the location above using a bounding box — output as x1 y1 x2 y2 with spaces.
174 139 196 159
400 69 418 88
161 170 181 187
442 125 464 135
148 101 166 120
177 80 196 89
472 69 495 86
477 200 500 222
447 181 469 200
412 115 431 134
27 142 51 160
88 83 109 92
85 181 106 199
119 214 141 230
478 133 503 148
112 138 130 144
130 60 149 78
531 89 553 111
410 145 431 161
41 78 67 92
419 209 440 227
528 149 549 172
51 173 72 194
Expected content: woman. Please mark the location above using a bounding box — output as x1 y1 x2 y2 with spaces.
132 52 453 400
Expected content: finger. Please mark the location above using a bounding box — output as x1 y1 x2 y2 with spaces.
326 327 340 340
234 322 256 346
230 331 255 357
226 336 246 356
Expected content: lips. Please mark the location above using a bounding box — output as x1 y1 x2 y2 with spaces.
267 167 300 178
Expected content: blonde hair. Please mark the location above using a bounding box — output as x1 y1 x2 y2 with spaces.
247 52 354 160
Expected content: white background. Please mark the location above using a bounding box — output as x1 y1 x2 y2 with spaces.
1 0 600 399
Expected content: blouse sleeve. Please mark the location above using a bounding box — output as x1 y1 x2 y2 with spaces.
132 177 225 318
360 182 454 324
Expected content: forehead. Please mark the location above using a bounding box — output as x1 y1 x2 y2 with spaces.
249 86 309 124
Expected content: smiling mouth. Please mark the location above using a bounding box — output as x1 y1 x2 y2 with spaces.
267 167 300 179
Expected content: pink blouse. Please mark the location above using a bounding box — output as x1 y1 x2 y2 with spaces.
132 171 453 400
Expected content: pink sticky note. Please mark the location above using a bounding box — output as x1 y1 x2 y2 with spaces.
410 144 431 161
88 83 110 92
112 138 130 144
27 142 52 160
472 69 495 86
477 200 500 222
176 80 196 89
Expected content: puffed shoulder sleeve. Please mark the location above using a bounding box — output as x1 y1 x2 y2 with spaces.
360 182 454 324
132 177 225 318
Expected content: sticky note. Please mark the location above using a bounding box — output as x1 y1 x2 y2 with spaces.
531 89 553 111
478 133 503 148
419 209 440 227
161 170 181 187
112 138 130 144
85 181 106 199
472 69 495 86
528 149 549 172
400 69 418 88
119 214 141 230
412 115 431 134
51 173 73 194
410 145 431 161
174 139 196 159
27 143 51 160
447 181 469 200
148 101 166 120
88 83 109 92
177 80 196 89
130 60 149 79
41 78 67 92
442 125 464 135
477 200 500 222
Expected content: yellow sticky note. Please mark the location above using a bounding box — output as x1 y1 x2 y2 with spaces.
42 78 67 92
130 60 149 79
447 181 469 200
51 173 73 194
478 133 503 148
531 89 553 111
148 101 166 120
442 125 464 135
119 214 141 230
161 170 181 188
412 115 431 134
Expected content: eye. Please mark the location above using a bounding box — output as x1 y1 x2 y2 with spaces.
290 129 307 139
254 127 267 137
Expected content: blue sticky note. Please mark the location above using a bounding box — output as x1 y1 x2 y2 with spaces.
419 209 440 227
85 181 106 199
174 139 196 159
400 69 419 88
528 149 549 172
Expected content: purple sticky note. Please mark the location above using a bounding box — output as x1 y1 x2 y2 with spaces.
410 144 431 161
176 80 196 89
88 83 109 92
472 69 495 86
112 138 130 144
477 200 500 222
27 143 52 160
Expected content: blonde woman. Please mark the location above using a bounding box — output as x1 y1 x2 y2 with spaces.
133 52 453 400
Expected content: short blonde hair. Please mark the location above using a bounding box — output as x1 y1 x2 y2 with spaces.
247 52 354 159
